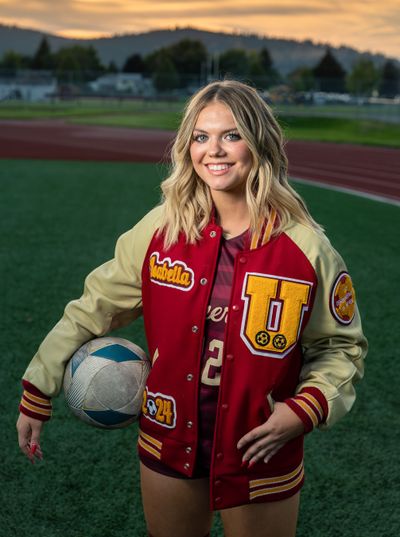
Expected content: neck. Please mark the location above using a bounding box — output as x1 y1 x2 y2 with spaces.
212 193 250 238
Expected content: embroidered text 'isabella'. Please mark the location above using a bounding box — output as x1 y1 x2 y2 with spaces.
149 252 195 291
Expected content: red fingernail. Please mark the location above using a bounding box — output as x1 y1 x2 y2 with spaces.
248 460 256 469
241 460 248 468
30 443 37 456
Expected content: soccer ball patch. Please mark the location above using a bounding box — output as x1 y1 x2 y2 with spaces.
330 272 356 325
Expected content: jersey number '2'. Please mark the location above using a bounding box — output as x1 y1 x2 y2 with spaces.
241 273 313 358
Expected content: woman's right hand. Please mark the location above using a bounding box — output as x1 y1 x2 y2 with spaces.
17 413 44 464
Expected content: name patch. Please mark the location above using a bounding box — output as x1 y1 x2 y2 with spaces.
149 251 194 291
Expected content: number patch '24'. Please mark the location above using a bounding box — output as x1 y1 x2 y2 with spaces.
142 388 177 429
241 273 313 358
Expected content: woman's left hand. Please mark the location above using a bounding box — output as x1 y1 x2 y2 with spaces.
237 402 305 467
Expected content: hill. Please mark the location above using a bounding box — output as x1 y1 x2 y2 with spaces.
0 23 393 75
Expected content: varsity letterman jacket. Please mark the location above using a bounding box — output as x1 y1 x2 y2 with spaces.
21 205 367 510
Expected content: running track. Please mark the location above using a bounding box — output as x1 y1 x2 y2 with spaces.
1 120 399 204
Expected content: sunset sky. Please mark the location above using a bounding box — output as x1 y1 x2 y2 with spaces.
0 0 399 58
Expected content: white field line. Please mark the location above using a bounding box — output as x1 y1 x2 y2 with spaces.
290 176 400 208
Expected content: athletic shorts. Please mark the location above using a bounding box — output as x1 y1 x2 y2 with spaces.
139 451 209 479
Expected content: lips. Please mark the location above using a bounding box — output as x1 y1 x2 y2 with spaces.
205 163 233 172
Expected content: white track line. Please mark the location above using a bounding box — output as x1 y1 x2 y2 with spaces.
290 176 400 208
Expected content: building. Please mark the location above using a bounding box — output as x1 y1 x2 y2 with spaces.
0 70 57 101
89 73 154 96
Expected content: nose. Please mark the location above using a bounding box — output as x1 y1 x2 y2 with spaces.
208 137 226 157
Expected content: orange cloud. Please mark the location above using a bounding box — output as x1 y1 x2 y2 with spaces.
0 0 399 57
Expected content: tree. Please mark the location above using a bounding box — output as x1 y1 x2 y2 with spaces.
54 46 104 82
379 60 400 98
248 52 273 88
347 58 379 97
287 67 315 92
313 49 346 92
152 50 179 92
145 48 169 75
107 61 118 73
218 47 280 88
168 39 207 87
0 50 31 72
144 39 208 88
219 49 250 78
259 47 273 73
257 47 280 88
123 53 145 73
31 36 54 70
248 51 265 78
55 51 80 83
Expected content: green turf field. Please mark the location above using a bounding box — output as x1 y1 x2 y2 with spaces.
2 159 399 536
279 115 400 147
1 100 399 147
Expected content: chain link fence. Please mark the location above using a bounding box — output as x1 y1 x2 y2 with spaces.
0 69 399 123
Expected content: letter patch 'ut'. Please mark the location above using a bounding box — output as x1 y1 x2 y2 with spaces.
241 273 313 358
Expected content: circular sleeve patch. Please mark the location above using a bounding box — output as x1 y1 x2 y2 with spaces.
330 272 356 325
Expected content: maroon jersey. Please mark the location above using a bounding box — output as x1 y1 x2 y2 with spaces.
197 231 247 469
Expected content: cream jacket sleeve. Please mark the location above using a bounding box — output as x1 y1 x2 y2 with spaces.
23 206 163 397
285 223 368 428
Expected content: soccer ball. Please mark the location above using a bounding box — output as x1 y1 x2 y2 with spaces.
63 337 151 429
147 399 158 416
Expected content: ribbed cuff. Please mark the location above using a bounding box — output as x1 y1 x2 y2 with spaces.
19 380 52 421
285 387 328 433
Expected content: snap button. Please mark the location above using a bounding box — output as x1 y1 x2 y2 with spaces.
184 463 190 470
192 325 199 333
221 403 229 410
226 353 234 361
200 278 208 285
210 231 217 238
239 256 247 263
187 421 193 428
186 373 194 381
232 304 239 311
216 452 223 460
214 480 222 487
215 497 222 504
185 446 192 454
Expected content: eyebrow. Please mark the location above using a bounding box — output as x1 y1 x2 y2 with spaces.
192 127 239 134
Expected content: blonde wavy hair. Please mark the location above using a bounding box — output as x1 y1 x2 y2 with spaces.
159 79 322 247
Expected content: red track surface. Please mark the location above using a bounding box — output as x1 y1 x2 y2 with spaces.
1 120 399 202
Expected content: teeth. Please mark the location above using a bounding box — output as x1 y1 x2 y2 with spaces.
207 164 230 171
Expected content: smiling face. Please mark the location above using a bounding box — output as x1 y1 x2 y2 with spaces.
189 101 253 201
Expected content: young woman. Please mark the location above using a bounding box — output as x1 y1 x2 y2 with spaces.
17 80 367 537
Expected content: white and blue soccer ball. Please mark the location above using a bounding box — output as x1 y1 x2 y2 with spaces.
63 337 151 429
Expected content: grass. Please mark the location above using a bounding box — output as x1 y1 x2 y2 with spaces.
279 115 400 147
71 110 181 130
276 103 400 121
1 159 399 536
1 99 399 147
0 98 184 118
